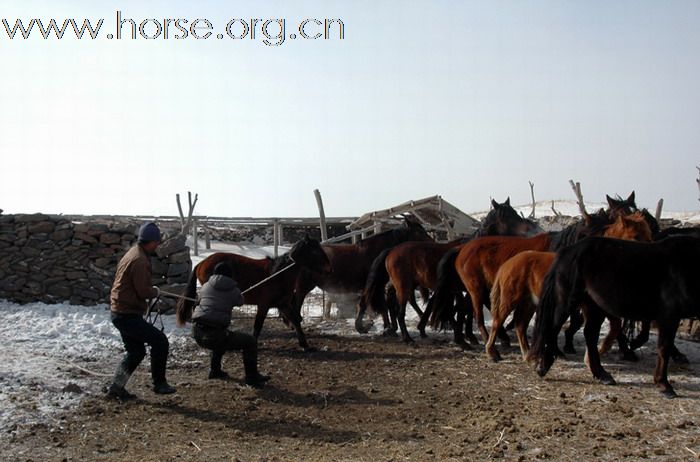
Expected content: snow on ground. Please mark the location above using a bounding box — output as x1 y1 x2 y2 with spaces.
0 301 191 434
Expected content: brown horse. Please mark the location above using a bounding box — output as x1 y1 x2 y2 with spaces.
486 213 652 362
175 236 331 351
360 198 542 343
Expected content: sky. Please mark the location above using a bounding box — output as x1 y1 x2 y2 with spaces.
1 0 699 217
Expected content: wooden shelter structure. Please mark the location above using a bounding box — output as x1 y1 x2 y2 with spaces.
346 195 479 241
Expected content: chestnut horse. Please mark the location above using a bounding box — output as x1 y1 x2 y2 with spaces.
175 236 331 351
290 216 432 334
361 198 542 343
529 236 700 398
486 213 652 362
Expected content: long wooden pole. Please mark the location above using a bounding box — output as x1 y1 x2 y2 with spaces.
314 189 328 241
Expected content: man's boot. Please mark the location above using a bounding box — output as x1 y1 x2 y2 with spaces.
243 349 270 388
106 362 137 401
209 350 230 380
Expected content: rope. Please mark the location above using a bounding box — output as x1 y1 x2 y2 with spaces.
240 262 296 295
57 358 112 377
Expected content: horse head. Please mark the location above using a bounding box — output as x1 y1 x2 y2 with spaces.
402 214 432 242
481 197 542 237
605 212 653 242
289 234 332 274
606 191 637 219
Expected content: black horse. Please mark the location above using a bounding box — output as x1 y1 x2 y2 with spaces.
529 236 700 398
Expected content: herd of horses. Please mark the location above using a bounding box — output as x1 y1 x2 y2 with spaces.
175 194 700 398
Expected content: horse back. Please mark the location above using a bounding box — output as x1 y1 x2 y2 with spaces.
561 237 700 319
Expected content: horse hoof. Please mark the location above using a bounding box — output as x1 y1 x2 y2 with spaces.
303 346 318 353
419 331 428 339
382 328 398 337
598 374 616 386
488 351 501 363
536 363 547 378
620 351 639 362
467 336 480 346
661 388 678 399
672 353 690 365
563 345 576 355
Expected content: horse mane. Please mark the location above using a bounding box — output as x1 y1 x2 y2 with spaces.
270 252 293 274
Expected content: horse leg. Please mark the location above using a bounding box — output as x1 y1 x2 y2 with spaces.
629 320 650 350
612 318 639 362
408 291 424 318
564 310 582 354
496 324 511 348
452 293 472 348
670 343 690 364
323 297 333 320
485 307 503 362
463 301 479 345
417 299 431 338
654 318 680 398
515 301 535 362
253 305 270 340
396 294 414 344
470 292 490 345
354 296 370 334
582 307 616 385
282 303 315 352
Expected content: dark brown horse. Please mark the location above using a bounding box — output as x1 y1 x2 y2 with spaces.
290 216 432 334
529 236 700 398
361 198 542 343
176 236 331 351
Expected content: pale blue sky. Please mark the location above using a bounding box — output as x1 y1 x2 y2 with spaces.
1 1 698 216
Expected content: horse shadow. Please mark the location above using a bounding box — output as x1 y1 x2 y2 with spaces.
147 400 361 444
256 384 400 408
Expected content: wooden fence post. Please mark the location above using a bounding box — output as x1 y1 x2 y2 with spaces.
192 219 199 256
314 189 328 241
273 219 279 258
204 224 211 250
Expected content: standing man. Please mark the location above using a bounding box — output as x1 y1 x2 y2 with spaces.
107 222 176 400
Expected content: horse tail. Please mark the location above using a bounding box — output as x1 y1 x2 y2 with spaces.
363 248 392 315
176 262 199 327
527 261 559 368
490 273 503 323
528 248 582 374
428 246 461 331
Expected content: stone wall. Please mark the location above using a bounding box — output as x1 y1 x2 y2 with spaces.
0 213 190 306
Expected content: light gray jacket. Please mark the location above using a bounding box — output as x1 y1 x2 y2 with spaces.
192 275 244 328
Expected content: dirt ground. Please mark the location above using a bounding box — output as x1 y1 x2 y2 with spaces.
3 318 700 462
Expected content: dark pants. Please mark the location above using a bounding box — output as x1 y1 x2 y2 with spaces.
111 313 170 385
192 323 258 376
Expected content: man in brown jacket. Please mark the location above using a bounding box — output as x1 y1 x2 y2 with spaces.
107 222 176 400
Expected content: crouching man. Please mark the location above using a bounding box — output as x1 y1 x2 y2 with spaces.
107 222 176 400
191 262 270 388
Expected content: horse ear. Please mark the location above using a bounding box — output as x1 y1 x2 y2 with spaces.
304 232 311 241
505 197 511 206
627 191 635 204
606 195 616 208
491 199 499 209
